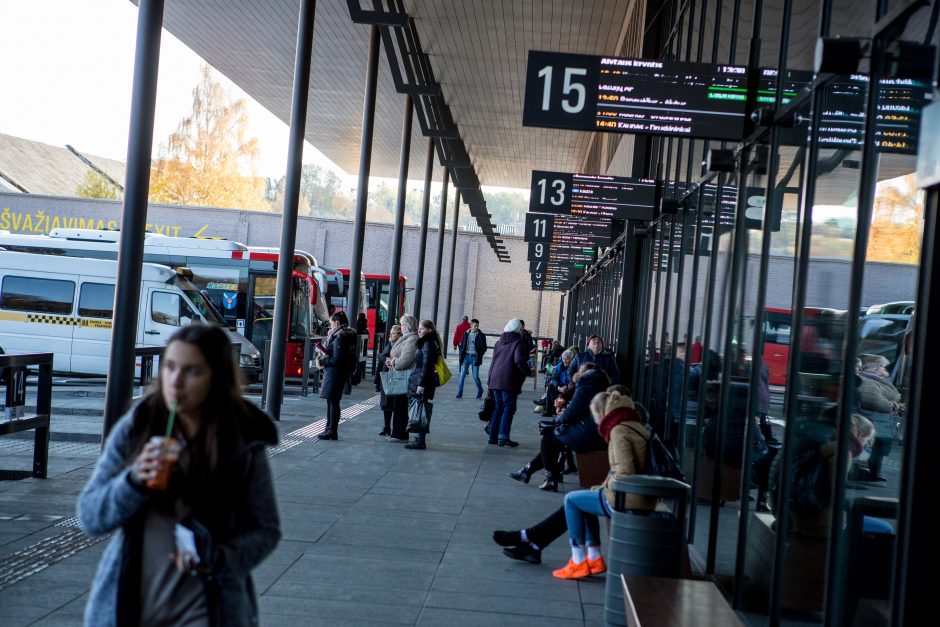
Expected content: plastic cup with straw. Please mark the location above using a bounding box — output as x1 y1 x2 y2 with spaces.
147 401 180 490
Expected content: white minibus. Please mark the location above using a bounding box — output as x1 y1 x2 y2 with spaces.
0 250 261 378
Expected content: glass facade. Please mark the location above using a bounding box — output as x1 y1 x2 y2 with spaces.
564 1 937 623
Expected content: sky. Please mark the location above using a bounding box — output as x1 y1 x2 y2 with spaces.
0 0 527 200
0 0 378 186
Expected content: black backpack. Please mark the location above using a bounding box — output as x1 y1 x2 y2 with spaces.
626 422 686 482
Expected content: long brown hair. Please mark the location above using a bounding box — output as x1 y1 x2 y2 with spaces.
128 324 255 524
420 319 443 351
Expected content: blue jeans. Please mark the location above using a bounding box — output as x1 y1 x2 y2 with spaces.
564 488 612 547
456 359 482 397
489 389 518 441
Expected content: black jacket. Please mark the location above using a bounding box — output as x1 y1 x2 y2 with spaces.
319 327 356 401
554 369 610 427
409 334 441 400
568 349 620 384
458 329 488 366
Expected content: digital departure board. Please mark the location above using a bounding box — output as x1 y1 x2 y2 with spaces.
527 242 598 264
530 260 588 275
523 50 749 141
759 68 932 154
529 170 658 220
524 212 613 247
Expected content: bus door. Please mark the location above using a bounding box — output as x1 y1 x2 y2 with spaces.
247 273 312 377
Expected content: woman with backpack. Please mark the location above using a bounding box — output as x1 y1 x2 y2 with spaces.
315 311 357 441
552 388 656 580
404 319 442 450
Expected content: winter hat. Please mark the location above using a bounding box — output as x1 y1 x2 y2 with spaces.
504 318 523 334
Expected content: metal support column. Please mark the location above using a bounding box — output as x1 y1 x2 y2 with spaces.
413 139 434 318
103 0 164 438
430 168 449 323
386 94 413 339
346 24 380 325
263 0 318 417
442 190 460 357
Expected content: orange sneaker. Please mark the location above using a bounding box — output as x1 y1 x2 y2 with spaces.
587 556 607 574
552 558 591 580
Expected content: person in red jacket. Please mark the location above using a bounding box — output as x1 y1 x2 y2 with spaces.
453 315 471 349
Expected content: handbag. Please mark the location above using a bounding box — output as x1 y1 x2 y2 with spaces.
478 390 495 422
407 396 432 433
379 369 411 396
433 354 452 386
554 417 605 454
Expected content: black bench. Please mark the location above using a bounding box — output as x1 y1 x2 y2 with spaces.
0 353 53 480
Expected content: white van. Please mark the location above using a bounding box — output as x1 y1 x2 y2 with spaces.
0 250 261 377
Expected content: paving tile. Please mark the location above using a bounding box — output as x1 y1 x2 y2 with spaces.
415 607 584 627
259 594 422 624
425 589 584 619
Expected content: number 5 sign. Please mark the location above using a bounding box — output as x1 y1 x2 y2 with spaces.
523 51 600 130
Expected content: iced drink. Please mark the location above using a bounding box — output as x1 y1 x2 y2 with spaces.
146 436 181 490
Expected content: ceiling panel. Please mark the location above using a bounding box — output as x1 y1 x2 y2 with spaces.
146 0 638 190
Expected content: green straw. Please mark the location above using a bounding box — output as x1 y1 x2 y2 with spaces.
165 401 178 437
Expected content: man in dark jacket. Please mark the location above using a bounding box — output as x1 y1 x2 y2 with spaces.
568 334 620 383
486 318 531 446
457 318 487 399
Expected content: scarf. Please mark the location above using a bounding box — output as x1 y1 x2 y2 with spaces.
598 407 642 443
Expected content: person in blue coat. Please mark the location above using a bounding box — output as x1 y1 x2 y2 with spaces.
78 324 280 627
568 334 620 383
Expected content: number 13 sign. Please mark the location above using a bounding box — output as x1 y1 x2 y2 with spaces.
523 51 600 131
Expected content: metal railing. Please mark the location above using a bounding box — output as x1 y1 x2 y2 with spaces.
0 353 53 479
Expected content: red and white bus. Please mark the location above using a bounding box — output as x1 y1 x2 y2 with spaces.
762 307 846 386
336 271 408 349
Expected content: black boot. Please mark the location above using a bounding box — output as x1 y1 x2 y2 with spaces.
539 474 561 492
509 464 533 484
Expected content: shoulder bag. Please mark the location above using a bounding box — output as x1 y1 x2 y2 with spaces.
433 354 452 386
379 369 411 396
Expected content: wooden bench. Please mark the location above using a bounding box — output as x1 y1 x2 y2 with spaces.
621 575 743 626
0 353 53 480
744 512 827 613
576 449 609 489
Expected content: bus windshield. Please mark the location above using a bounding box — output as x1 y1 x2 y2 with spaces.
174 277 226 325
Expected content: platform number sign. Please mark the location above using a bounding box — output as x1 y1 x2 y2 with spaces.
524 51 600 130
524 213 554 242
530 171 574 213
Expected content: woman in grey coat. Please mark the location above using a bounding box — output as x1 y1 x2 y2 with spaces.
857 353 903 481
78 324 280 627
385 314 419 441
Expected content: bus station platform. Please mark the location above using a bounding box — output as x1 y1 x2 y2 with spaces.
0 358 608 626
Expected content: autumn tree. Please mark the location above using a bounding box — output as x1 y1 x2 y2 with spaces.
76 170 121 200
149 65 267 210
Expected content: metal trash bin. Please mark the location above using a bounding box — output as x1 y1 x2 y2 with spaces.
604 476 690 627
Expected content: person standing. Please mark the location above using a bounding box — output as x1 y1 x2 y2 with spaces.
453 315 471 350
315 311 356 440
456 318 487 399
486 318 531 447
405 319 442 450
78 324 280 627
567 334 620 383
386 315 419 442
374 324 401 436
